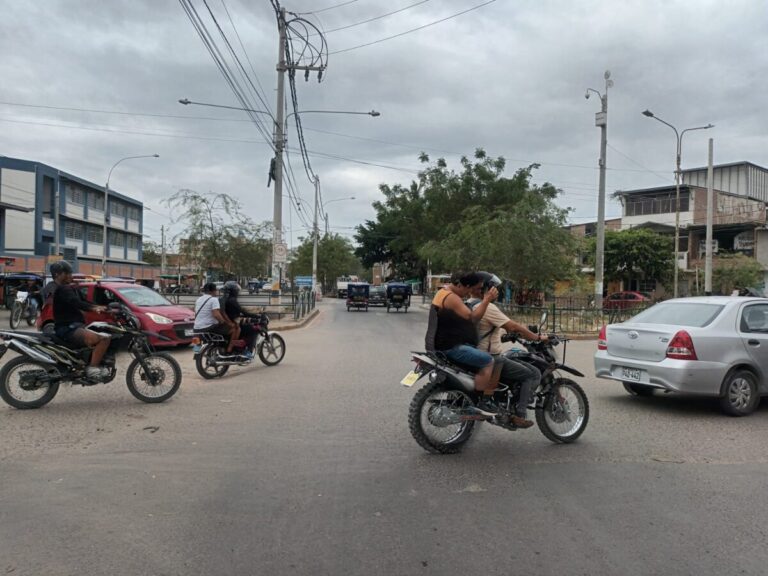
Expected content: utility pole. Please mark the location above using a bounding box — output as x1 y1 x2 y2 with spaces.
271 6 288 298
312 176 320 296
705 138 714 295
161 224 167 275
586 70 612 310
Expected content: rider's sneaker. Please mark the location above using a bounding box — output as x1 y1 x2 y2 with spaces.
242 349 254 360
474 397 500 416
85 366 103 380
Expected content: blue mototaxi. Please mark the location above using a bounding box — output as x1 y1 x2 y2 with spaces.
386 282 411 313
346 282 370 312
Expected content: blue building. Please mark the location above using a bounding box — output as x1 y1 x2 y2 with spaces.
0 156 145 271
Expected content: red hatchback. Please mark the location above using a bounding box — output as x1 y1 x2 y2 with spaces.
38 282 196 347
603 291 651 311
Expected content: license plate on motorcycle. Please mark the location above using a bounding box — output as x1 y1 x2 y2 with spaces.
184 329 194 337
621 366 641 381
400 370 420 387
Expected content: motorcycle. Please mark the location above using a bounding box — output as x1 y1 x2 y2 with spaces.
0 303 182 409
193 312 286 379
9 290 38 329
402 313 589 454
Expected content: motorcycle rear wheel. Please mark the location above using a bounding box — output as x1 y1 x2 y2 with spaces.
9 302 23 329
258 334 286 366
0 356 61 409
195 344 230 379
408 380 476 454
536 377 589 444
126 353 181 403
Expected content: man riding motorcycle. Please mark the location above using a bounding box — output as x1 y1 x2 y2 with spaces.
467 272 546 428
50 261 110 380
221 281 259 360
194 282 238 352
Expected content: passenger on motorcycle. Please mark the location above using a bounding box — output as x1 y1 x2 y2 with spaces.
194 283 238 353
426 271 500 416
468 272 546 429
24 278 42 317
221 281 258 359
50 261 110 380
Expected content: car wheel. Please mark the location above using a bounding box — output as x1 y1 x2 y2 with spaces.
719 369 760 417
622 382 654 396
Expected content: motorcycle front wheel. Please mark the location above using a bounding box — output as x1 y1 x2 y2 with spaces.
408 380 476 454
0 356 61 409
258 334 286 366
126 352 181 403
536 377 589 444
195 344 230 379
9 302 23 329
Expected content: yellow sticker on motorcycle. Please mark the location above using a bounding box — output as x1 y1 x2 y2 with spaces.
400 370 420 387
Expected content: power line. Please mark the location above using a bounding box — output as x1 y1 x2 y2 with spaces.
295 0 360 15
317 0 431 34
330 0 497 55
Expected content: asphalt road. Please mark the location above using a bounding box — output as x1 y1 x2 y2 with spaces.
2 301 768 575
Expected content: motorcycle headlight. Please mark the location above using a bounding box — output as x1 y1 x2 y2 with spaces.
145 312 173 325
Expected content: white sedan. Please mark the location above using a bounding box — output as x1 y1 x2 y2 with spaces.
594 296 768 416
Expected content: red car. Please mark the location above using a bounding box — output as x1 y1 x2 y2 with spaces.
603 291 651 311
38 281 196 347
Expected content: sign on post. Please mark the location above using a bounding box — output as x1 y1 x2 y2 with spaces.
273 243 288 264
294 276 312 288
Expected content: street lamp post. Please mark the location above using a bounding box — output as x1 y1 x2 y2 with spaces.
585 70 613 310
178 98 379 296
642 110 714 297
103 154 159 277
312 189 355 296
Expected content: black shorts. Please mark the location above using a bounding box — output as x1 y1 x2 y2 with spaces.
54 322 86 346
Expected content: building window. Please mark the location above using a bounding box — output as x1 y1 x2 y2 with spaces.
87 226 103 243
127 206 140 221
87 192 105 211
65 183 85 205
109 231 125 246
42 177 55 217
127 235 140 249
110 201 127 217
625 193 689 216
65 221 83 240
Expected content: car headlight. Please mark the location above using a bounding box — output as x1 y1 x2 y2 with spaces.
145 312 173 325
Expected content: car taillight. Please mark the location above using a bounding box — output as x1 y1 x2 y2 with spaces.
598 325 607 350
666 330 698 360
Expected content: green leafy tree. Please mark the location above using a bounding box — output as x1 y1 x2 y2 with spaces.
166 190 271 279
712 253 765 294
355 149 577 288
585 229 674 288
289 234 363 292
142 240 161 266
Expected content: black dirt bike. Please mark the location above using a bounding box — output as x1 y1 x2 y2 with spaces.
0 303 182 409
402 313 589 454
193 312 286 379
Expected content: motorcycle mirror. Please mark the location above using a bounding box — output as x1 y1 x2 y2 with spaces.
539 311 548 329
107 302 123 310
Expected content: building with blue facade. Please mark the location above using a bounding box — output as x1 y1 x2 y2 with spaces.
0 156 145 270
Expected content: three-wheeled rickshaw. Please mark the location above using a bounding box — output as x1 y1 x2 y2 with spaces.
386 282 411 313
346 282 370 312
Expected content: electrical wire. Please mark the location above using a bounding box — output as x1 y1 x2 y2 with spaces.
315 0 432 35
295 0 360 15
330 0 497 55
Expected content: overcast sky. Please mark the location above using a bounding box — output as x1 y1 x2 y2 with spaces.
2 0 767 250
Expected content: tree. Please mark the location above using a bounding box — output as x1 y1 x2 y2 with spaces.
712 253 765 295
585 229 674 289
289 234 363 292
142 240 161 266
166 190 272 279
355 149 577 287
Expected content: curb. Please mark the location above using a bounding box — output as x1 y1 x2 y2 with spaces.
272 308 320 331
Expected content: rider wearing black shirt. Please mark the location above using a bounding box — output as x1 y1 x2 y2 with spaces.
222 281 258 356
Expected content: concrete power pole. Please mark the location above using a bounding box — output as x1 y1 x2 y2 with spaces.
271 6 288 298
161 224 166 275
586 70 613 309
705 138 714 295
312 176 320 296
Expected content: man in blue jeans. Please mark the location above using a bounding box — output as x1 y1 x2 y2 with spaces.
427 272 500 416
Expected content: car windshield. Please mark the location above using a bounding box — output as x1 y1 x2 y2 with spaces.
629 302 725 327
116 285 172 307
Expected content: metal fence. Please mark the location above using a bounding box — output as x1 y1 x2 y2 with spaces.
496 302 653 334
292 290 316 321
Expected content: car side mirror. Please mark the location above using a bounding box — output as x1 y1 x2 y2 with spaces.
108 302 123 310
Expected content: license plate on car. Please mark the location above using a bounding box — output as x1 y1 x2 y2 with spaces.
621 366 642 381
400 370 420 387
184 329 194 337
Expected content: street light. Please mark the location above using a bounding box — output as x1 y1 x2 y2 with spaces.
642 110 714 297
178 97 379 295
103 154 159 277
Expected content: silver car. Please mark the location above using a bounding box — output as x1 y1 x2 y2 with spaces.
594 296 768 416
